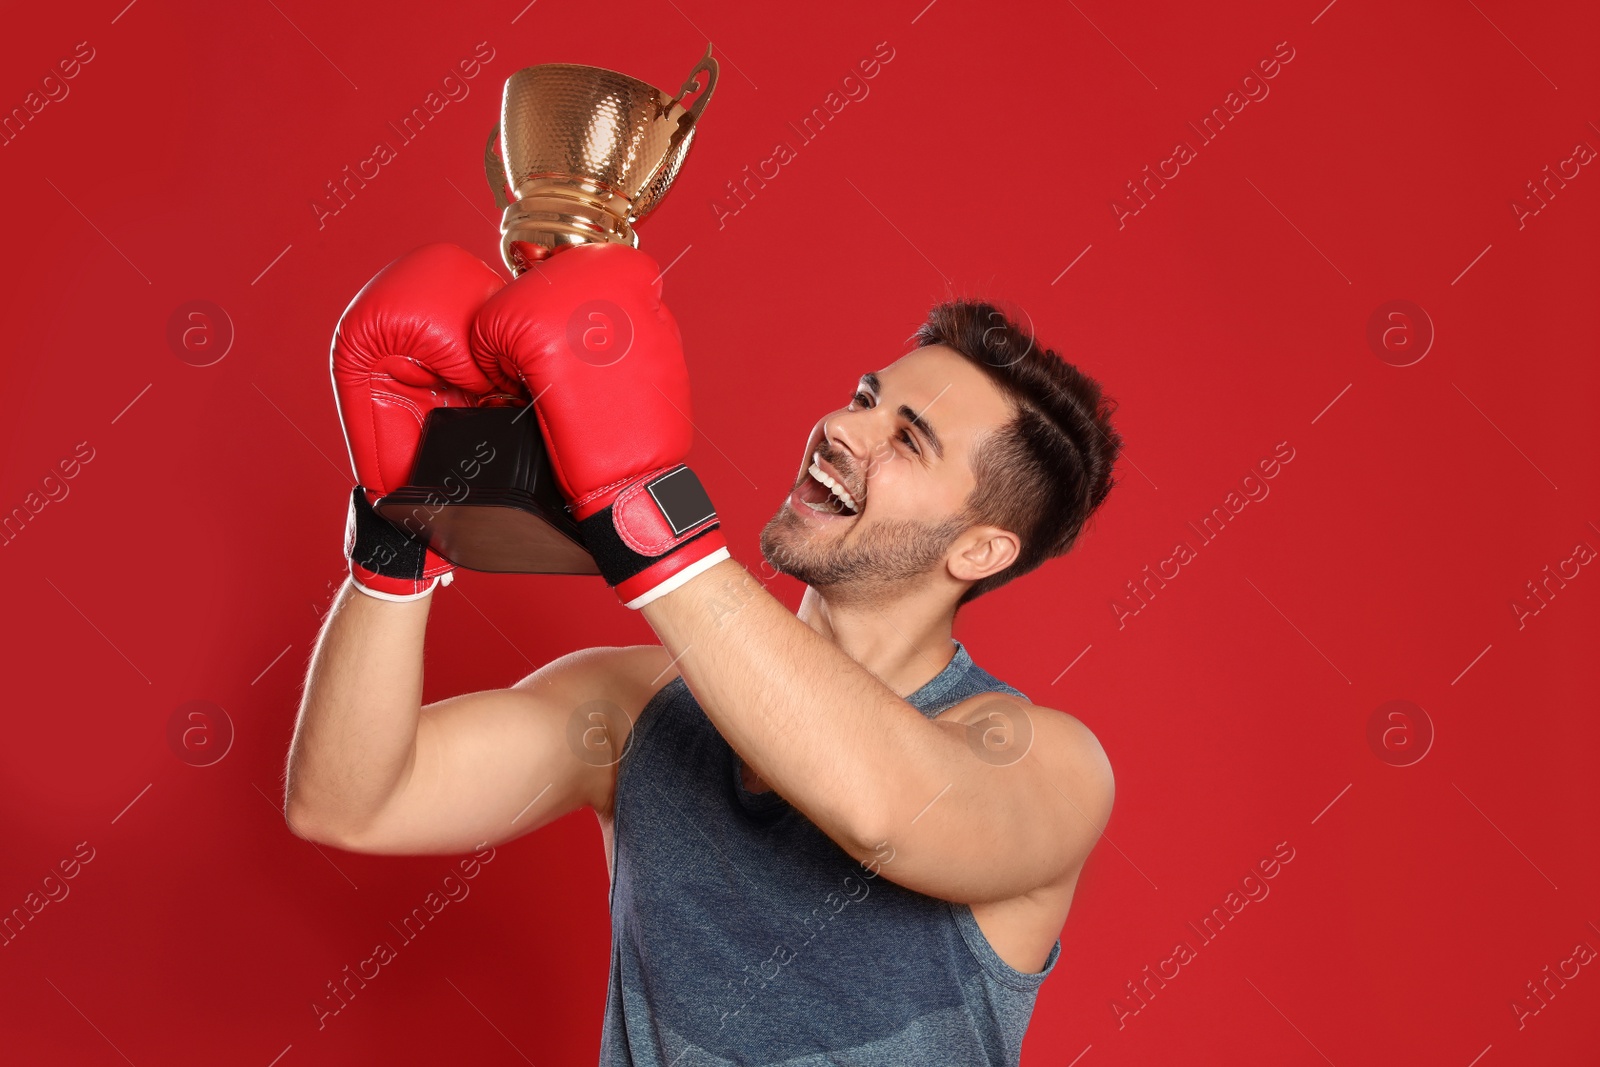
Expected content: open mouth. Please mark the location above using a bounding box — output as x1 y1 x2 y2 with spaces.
793 455 860 517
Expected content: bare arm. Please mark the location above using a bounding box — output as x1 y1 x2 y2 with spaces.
284 578 660 855
639 559 1113 902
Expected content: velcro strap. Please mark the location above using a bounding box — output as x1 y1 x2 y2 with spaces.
345 486 427 581
577 466 719 587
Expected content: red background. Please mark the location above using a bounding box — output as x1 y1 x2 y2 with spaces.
2 0 1597 1063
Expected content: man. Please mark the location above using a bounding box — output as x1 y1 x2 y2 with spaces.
285 240 1123 1065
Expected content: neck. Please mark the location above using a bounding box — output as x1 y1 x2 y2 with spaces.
794 583 959 697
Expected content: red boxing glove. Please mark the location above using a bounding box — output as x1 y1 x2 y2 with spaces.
331 243 508 600
470 242 728 608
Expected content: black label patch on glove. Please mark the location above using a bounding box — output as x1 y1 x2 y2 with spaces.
647 467 716 537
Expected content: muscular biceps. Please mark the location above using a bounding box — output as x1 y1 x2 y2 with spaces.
291 644 669 856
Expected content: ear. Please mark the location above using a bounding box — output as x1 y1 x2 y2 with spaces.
947 525 1020 584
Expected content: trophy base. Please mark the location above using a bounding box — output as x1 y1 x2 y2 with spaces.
374 407 600 576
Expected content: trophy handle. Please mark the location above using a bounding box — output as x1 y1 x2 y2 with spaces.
626 46 718 220
484 125 512 211
670 45 718 126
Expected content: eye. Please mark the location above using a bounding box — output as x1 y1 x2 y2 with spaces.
850 390 874 409
898 428 921 456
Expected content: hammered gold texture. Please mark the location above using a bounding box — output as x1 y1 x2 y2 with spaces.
501 64 688 220
639 127 694 218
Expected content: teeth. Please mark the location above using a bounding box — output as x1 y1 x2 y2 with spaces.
807 461 859 514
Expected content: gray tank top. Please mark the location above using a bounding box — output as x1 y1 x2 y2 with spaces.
599 639 1059 1065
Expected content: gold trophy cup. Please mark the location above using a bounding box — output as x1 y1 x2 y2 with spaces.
488 46 718 272
375 48 719 574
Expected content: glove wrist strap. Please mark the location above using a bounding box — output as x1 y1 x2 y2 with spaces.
576 465 725 606
345 486 455 598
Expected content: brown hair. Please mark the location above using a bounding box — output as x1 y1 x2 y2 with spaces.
910 300 1123 605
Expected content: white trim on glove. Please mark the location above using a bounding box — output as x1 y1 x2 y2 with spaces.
351 569 454 603
622 546 731 610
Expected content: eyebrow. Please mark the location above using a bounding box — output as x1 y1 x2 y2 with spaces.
859 372 944 460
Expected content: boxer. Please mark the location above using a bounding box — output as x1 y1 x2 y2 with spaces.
286 240 1123 1065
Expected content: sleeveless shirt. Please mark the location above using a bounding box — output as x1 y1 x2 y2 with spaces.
598 640 1061 1066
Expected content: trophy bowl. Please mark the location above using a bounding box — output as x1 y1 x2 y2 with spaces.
485 46 718 273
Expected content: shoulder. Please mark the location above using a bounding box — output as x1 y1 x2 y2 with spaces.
512 643 678 685
936 692 1115 829
509 644 680 721
505 645 681 819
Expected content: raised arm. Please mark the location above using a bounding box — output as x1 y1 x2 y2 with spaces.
284 578 661 855
282 241 656 855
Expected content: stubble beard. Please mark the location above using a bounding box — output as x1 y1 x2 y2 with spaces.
758 499 970 603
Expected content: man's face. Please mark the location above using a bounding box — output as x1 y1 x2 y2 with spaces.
759 344 1016 600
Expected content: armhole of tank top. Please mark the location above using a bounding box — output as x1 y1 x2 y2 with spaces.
948 902 1062 993
613 675 682 798
607 677 682 904
942 680 1053 991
